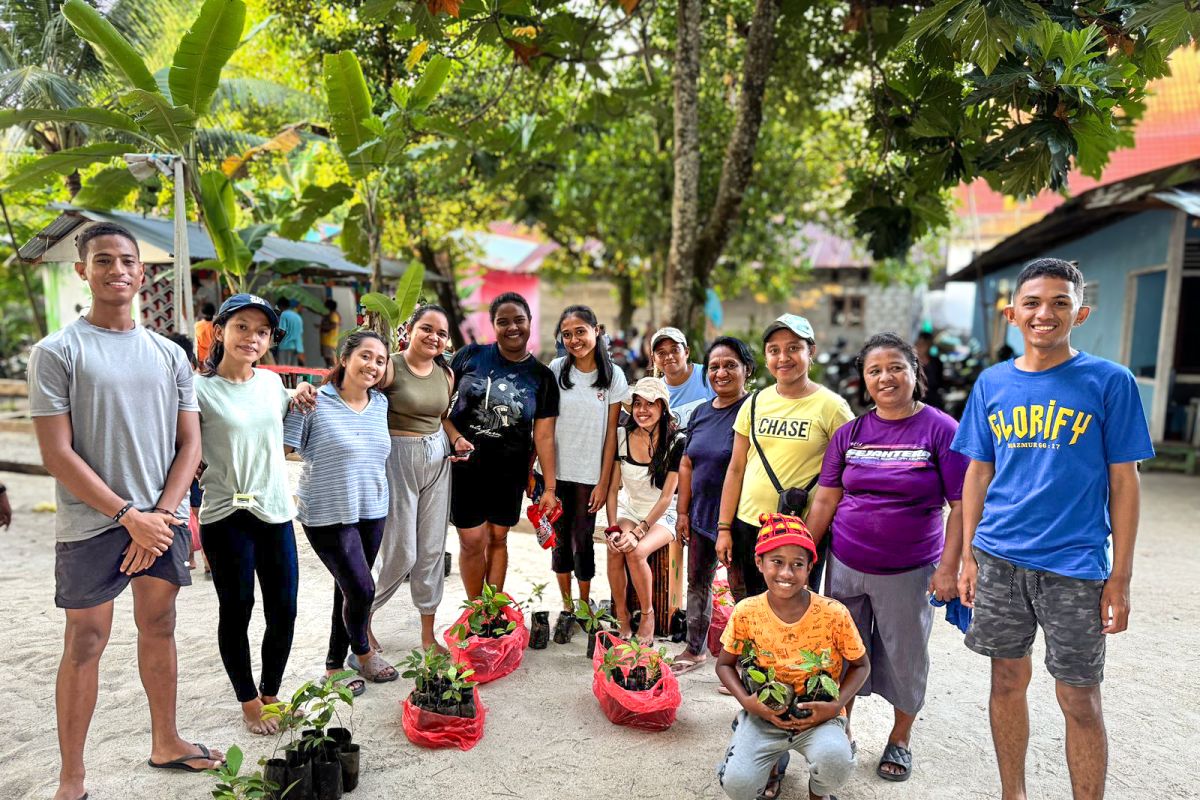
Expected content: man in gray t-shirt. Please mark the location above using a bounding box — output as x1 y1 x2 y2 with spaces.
28 223 223 800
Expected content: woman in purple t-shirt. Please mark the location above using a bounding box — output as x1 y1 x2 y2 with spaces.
806 332 968 783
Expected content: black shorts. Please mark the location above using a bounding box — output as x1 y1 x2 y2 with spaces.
550 481 599 581
450 453 528 529
965 547 1106 686
55 524 192 609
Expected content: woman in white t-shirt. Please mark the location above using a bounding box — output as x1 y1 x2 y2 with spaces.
605 377 685 645
547 305 628 644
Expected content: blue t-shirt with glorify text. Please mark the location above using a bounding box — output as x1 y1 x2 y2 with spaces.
952 352 1154 579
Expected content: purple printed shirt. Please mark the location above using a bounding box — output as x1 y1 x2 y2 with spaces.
819 406 968 574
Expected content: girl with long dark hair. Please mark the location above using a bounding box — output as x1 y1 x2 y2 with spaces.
443 292 560 597
605 377 686 645
195 294 314 733
370 304 457 653
547 305 628 643
284 331 395 689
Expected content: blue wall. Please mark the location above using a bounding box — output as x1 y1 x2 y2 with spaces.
969 210 1177 363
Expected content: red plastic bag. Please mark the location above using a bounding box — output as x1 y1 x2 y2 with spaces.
591 632 681 732
708 577 734 657
708 601 733 657
401 688 487 751
443 604 529 684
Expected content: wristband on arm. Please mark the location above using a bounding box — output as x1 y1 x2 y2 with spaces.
112 502 134 523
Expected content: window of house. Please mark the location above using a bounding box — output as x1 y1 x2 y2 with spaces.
831 295 864 327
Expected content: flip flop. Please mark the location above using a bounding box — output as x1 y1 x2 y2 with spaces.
670 654 708 675
877 742 912 782
147 742 221 772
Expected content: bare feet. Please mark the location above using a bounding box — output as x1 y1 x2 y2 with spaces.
636 608 655 646
148 738 224 770
242 697 278 735
421 636 450 655
367 627 383 654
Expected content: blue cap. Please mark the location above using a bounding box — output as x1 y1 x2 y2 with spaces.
215 293 280 328
762 313 815 343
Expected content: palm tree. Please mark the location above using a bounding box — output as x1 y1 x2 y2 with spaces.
0 0 190 196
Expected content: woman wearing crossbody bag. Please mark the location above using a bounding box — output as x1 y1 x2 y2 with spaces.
715 314 853 601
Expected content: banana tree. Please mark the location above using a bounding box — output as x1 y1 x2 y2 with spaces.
195 168 329 312
0 0 247 287
322 49 452 318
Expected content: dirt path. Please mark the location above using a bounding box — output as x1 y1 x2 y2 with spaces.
0 465 1195 800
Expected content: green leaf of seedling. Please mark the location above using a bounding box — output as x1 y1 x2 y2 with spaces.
747 668 766 684
409 54 452 110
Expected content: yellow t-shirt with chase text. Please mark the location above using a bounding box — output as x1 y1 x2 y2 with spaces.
733 384 853 525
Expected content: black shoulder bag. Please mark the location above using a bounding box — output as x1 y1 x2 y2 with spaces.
749 390 821 517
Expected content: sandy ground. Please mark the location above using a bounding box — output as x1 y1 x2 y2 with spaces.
1 438 1197 799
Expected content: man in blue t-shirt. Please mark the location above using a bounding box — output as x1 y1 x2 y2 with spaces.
952 258 1153 800
276 297 305 366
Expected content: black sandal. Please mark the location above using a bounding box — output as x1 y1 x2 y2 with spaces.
877 742 912 782
757 752 789 800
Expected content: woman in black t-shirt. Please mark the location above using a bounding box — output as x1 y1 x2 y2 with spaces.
444 293 560 598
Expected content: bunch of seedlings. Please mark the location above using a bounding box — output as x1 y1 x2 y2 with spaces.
599 638 674 692
575 599 617 658
401 645 479 719
735 639 840 719
449 583 518 642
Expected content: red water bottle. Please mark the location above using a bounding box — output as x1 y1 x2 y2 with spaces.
527 503 561 549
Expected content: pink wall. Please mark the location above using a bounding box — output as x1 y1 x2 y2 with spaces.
461 270 541 353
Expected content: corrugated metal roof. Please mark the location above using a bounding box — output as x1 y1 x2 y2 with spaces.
20 205 370 276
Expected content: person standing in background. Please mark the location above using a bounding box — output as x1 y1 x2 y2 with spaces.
194 303 216 365
320 299 342 367
916 331 945 411
276 298 305 366
650 326 714 428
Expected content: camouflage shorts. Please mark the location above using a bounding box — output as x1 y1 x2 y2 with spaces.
965 547 1105 686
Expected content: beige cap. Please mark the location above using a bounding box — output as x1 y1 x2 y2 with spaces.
624 376 671 408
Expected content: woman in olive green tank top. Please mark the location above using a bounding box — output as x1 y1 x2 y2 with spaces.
369 305 459 652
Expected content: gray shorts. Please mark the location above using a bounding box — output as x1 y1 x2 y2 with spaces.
965 546 1105 686
55 524 192 609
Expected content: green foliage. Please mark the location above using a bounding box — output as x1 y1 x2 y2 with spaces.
2 143 130 191
61 0 158 93
206 745 279 800
574 599 616 634
449 583 517 643
599 638 672 684
168 0 248 117
72 167 142 209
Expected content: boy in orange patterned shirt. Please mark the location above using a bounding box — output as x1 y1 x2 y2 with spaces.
718 514 869 800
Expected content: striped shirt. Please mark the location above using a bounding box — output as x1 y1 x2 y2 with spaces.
283 383 390 527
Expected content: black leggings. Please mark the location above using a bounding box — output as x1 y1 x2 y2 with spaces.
303 518 386 670
550 480 598 582
201 511 299 703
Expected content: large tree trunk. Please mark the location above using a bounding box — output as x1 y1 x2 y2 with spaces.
664 0 782 336
417 241 468 349
615 272 634 335
664 0 702 336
